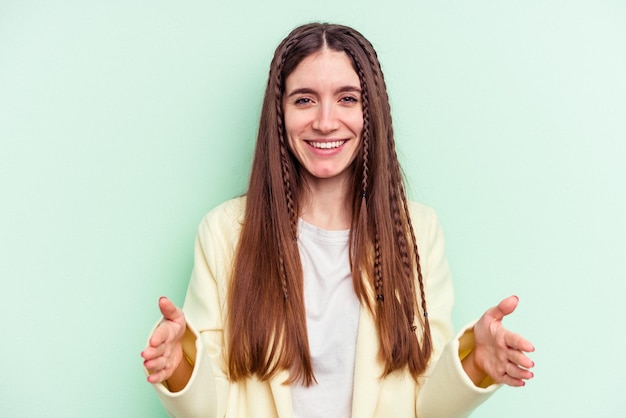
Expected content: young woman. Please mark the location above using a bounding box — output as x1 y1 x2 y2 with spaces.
141 22 535 418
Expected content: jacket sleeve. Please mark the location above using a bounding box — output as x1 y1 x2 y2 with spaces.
149 320 220 418
149 199 244 418
411 203 499 418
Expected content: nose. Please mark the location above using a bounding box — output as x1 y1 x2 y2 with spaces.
312 102 339 133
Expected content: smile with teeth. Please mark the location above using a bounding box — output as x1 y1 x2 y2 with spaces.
307 140 346 149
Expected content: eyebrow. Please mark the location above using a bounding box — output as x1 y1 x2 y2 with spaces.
285 85 362 98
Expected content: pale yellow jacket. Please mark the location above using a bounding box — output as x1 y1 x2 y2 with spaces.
151 197 498 417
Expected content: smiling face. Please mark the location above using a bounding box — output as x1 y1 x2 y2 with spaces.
282 48 364 188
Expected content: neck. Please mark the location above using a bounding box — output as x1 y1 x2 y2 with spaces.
299 175 352 230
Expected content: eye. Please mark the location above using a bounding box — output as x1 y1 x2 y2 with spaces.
294 97 313 105
340 95 359 104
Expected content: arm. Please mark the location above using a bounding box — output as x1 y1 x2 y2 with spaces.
146 316 220 418
409 203 498 418
166 352 194 393
412 204 535 417
143 198 245 418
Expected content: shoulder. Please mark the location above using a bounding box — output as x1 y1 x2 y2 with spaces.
407 200 437 217
197 196 246 245
202 196 246 223
406 201 447 258
407 201 440 231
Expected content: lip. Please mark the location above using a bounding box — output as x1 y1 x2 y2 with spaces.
305 139 349 155
306 139 346 149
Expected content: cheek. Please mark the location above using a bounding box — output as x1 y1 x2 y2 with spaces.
282 116 301 155
283 111 304 138
351 115 364 137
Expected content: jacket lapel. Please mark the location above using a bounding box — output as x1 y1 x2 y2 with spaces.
268 276 383 418
269 370 293 418
351 304 383 418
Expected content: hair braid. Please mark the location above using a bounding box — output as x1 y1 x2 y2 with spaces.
359 29 428 322
390 185 419 329
374 232 383 301
388 126 431 352
352 56 371 199
275 41 300 240
400 173 430 323
398 178 425 301
343 45 379 306
347 26 431 368
351 35 386 111
273 39 301 299
347 38 396 308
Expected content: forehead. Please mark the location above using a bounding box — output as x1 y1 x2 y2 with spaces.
285 48 360 90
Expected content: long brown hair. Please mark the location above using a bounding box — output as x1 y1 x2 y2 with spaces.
226 22 432 386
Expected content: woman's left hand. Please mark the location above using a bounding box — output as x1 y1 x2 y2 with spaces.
463 295 535 387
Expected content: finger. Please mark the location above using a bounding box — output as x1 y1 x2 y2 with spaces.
147 367 171 384
507 349 535 370
499 372 526 387
158 297 183 322
492 295 519 320
504 331 535 353
504 362 534 381
143 355 167 373
480 296 518 324
146 356 181 384
148 322 173 348
142 348 167 378
141 347 156 361
142 340 166 360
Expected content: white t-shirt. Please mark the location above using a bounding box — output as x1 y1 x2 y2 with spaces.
291 219 361 418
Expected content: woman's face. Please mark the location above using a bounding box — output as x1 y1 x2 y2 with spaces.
282 48 363 187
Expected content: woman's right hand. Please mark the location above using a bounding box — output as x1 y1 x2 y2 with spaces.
141 297 187 384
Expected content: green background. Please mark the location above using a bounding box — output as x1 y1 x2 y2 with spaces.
1 1 625 416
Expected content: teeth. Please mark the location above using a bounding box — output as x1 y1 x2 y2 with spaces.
309 141 345 149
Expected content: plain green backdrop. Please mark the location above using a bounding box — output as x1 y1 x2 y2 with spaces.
1 1 625 416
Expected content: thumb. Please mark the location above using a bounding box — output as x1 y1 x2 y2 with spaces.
158 296 183 322
489 295 519 322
